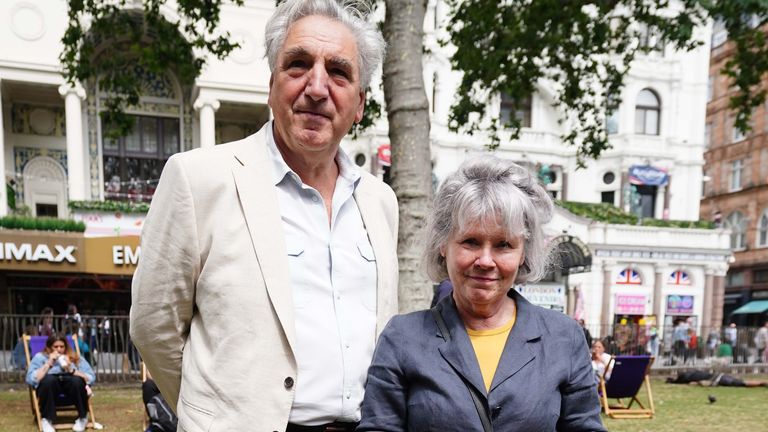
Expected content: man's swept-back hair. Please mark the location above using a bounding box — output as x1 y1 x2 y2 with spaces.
264 0 385 89
422 155 555 285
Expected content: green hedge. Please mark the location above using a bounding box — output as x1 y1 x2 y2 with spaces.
0 216 86 232
68 200 150 214
557 201 714 229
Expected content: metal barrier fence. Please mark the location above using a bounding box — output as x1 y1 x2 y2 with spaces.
1 314 765 382
583 323 767 367
0 314 140 383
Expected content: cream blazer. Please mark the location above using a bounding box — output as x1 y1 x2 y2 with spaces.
130 125 399 432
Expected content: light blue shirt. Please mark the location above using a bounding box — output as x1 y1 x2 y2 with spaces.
26 352 96 387
266 123 378 425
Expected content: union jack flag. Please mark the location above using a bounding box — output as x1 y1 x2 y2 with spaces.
616 268 642 284
668 270 691 285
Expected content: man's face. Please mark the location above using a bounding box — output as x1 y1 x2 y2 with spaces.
268 15 365 159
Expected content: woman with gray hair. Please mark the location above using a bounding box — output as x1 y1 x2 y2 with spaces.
359 156 605 431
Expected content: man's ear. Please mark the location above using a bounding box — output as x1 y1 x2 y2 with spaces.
267 74 275 108
354 89 365 123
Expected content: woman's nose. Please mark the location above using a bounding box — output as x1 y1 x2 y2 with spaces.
474 248 495 267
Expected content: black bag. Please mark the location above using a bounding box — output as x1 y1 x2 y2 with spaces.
146 394 178 432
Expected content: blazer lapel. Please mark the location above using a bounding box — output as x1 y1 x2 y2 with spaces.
435 298 488 397
231 126 297 356
354 176 396 334
489 290 541 392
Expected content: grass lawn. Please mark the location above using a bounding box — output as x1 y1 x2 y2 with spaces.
0 383 144 432
604 377 768 432
1 377 766 431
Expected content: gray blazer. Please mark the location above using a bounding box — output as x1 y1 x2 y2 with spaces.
359 290 606 431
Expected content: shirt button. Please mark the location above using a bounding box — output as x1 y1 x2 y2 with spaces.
284 377 294 389
312 196 319 203
345 392 351 399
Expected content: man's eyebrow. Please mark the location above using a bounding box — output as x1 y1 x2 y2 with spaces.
282 46 310 61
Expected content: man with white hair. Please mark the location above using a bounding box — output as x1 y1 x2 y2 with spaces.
130 1 398 430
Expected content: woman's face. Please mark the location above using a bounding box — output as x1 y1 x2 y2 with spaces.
51 340 66 355
442 218 524 315
592 341 605 356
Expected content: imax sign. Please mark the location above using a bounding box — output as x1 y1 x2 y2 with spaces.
0 242 77 263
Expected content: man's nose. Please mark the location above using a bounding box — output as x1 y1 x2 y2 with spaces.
305 65 330 101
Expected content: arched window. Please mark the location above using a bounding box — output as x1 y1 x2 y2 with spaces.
758 210 768 247
635 88 660 135
616 267 642 285
99 66 184 202
668 270 691 285
725 211 747 250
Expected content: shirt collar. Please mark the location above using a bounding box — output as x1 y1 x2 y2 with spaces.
266 121 362 188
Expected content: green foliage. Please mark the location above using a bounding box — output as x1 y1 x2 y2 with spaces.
68 200 150 214
708 1 768 135
61 0 243 139
0 216 86 232
444 0 768 166
557 201 714 229
559 201 639 225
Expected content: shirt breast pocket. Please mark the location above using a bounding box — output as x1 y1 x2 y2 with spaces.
356 240 378 312
285 235 310 308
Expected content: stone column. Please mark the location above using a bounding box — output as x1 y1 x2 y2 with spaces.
712 274 726 326
0 80 6 216
702 268 714 329
194 98 220 148
601 262 613 330
58 84 87 201
653 265 664 320
566 281 575 316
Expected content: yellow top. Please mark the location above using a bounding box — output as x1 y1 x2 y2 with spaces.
466 310 516 392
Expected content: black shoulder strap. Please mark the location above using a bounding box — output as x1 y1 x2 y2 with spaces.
430 307 494 432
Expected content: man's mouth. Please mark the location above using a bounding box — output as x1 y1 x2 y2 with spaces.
295 109 331 120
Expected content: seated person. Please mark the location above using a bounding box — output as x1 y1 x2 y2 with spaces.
26 334 95 432
591 339 613 381
143 369 178 432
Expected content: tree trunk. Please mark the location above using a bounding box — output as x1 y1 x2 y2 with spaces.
383 0 432 312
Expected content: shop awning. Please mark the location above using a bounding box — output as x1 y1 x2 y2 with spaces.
730 300 768 315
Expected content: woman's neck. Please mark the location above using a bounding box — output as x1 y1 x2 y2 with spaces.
458 297 516 331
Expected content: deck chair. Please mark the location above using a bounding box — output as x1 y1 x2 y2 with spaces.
599 355 655 419
23 334 103 431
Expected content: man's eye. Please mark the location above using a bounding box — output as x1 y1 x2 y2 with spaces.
287 60 308 69
331 68 350 79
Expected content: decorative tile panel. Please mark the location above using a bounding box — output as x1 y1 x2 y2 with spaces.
11 104 66 136
13 147 68 203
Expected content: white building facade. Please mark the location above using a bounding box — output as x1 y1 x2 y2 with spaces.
1 0 729 329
